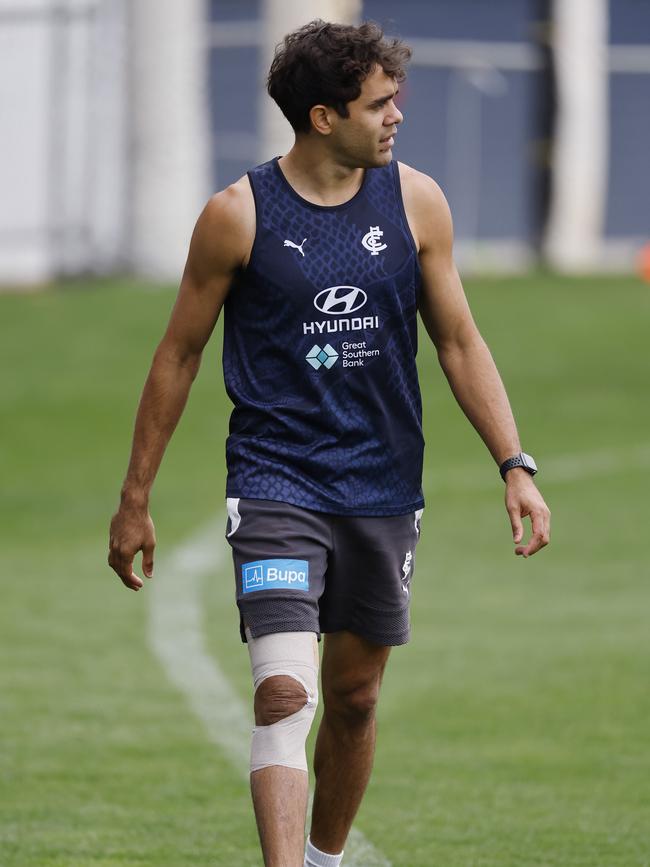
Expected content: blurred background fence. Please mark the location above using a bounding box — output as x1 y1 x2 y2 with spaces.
1 0 649 286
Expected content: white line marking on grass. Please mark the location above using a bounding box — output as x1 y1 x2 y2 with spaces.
148 519 391 867
148 522 249 768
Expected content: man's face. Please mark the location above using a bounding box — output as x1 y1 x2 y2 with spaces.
330 66 403 168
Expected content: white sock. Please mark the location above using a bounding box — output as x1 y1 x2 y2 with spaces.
304 835 344 866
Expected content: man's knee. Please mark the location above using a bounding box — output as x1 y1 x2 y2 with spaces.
320 631 390 728
254 674 309 726
325 677 381 726
247 630 319 773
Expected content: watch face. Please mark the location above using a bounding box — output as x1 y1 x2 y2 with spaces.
521 453 538 472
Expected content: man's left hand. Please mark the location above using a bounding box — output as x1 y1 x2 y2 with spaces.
504 470 551 558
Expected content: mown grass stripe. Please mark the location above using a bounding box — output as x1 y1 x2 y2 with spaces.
424 441 650 491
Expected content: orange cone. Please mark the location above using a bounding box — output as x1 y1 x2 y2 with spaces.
637 242 650 282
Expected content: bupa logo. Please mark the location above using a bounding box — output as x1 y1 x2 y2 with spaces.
242 559 310 594
314 285 367 316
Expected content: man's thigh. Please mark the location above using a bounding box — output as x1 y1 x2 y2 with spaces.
226 497 329 642
320 630 392 707
319 510 423 646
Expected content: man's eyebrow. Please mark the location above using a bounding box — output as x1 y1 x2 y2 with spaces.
367 87 400 107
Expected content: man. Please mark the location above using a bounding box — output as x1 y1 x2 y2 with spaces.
109 20 550 867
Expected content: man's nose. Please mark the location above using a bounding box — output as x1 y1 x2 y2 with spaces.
389 104 403 126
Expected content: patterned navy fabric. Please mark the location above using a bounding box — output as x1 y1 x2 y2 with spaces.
223 157 425 516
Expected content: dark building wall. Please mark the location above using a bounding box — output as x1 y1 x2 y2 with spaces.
206 1 649 248
606 0 650 239
208 0 261 190
363 0 549 246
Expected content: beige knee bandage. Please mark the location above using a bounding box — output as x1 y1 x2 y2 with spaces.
247 629 319 773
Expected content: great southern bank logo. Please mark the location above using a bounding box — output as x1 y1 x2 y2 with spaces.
242 559 309 594
306 343 338 370
314 286 367 315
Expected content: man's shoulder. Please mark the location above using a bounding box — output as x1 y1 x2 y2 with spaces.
396 161 447 209
396 161 453 247
189 175 256 272
196 175 256 265
204 174 255 232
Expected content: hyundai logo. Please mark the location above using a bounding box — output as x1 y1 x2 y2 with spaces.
313 285 367 315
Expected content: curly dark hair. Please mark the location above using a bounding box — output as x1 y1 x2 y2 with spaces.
267 20 411 134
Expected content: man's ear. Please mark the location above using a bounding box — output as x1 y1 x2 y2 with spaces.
309 104 334 136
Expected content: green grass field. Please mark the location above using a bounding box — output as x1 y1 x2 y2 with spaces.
1 274 649 866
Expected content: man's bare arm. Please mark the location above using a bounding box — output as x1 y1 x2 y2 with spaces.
400 164 550 557
108 179 255 589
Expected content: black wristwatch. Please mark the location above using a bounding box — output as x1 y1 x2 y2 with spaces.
499 452 538 481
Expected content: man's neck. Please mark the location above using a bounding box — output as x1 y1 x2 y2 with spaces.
278 142 364 207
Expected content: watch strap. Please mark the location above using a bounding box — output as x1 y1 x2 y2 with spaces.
499 452 538 481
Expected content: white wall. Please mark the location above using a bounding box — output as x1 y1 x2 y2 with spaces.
0 0 209 287
543 0 609 271
128 0 211 281
0 0 61 283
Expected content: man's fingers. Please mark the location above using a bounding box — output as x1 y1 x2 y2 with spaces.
118 562 144 590
515 508 551 558
508 507 524 544
108 510 156 591
108 547 144 590
505 482 551 558
118 556 144 590
531 505 551 546
120 570 144 591
142 541 155 578
515 536 544 558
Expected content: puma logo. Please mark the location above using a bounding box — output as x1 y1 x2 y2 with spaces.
284 237 307 256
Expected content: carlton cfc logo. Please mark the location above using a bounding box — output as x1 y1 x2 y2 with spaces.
313 286 368 315
362 225 387 255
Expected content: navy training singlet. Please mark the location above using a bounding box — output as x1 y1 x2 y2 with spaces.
222 157 425 516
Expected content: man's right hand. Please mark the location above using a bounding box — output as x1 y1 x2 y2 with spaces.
108 501 156 591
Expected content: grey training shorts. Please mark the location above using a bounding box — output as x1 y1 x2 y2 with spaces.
225 497 424 646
